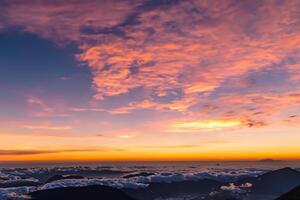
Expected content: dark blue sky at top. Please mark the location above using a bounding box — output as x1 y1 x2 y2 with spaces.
0 31 93 115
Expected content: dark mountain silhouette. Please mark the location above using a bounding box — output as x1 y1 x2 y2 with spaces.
200 195 239 200
276 185 300 200
237 167 300 196
257 159 282 162
29 185 136 200
124 179 223 200
125 168 300 200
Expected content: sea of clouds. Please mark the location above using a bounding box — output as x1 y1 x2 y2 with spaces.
0 166 266 200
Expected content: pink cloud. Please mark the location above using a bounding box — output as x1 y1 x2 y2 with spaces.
1 0 140 43
23 125 73 131
26 95 70 117
77 1 300 107
1 0 300 130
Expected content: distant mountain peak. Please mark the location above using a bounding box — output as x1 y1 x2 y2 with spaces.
263 167 300 176
29 185 136 200
257 159 282 162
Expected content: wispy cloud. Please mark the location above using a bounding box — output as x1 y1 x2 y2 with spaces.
26 95 70 117
0 149 59 155
0 148 97 156
23 125 72 131
27 96 54 113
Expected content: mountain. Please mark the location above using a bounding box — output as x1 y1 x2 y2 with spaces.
276 185 300 200
124 179 223 200
125 168 300 200
237 167 300 196
29 185 136 200
257 159 282 162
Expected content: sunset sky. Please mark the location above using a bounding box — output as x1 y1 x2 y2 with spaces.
0 0 300 162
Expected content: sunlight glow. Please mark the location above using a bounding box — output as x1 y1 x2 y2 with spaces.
171 120 242 132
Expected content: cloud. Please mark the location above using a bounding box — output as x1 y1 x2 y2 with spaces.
1 0 300 130
76 0 300 127
76 0 300 101
221 183 252 192
41 178 148 190
0 148 120 156
283 115 300 125
0 150 59 156
0 168 263 200
26 95 70 117
26 169 262 192
0 149 87 156
23 125 73 131
134 169 264 183
27 96 54 113
220 182 253 197
0 186 36 200
0 0 140 43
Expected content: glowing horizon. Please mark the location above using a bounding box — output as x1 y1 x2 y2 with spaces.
1 0 300 162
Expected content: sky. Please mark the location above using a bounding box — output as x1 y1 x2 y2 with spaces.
0 0 300 162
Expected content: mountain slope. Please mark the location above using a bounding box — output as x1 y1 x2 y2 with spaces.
124 179 223 200
236 167 300 196
29 185 136 200
276 185 300 200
